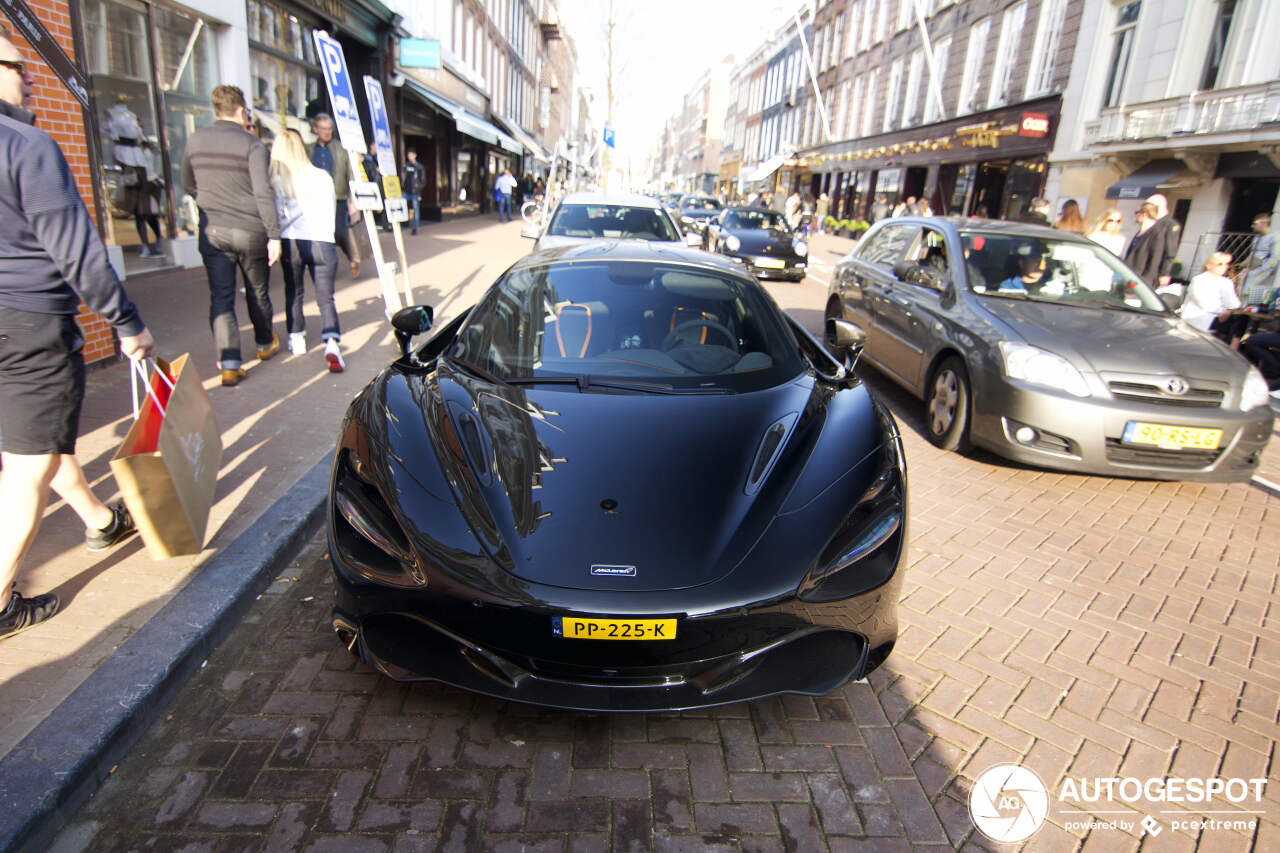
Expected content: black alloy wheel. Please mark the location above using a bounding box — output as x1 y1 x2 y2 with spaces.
926 355 971 451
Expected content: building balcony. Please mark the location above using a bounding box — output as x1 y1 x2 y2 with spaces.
1085 80 1280 148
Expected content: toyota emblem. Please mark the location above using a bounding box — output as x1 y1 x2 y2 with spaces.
1163 377 1190 395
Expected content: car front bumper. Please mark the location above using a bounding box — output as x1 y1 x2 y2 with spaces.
725 253 807 281
969 370 1273 482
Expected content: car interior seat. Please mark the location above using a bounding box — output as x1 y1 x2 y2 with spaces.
621 209 658 240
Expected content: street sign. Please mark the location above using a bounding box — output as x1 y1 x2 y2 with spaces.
399 38 440 69
1 0 90 108
603 123 615 149
349 180 383 211
362 75 396 176
385 197 409 223
312 30 365 153
381 175 402 199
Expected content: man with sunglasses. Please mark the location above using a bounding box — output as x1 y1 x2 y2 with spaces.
0 30 156 639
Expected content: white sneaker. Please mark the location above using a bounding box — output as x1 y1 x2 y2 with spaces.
138 245 152 257
324 339 345 373
288 332 307 355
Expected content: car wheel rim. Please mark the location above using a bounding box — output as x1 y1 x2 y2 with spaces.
930 370 957 434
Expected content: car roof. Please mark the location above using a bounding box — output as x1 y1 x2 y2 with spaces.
882 216 1084 240
556 192 664 209
508 240 748 276
680 195 719 203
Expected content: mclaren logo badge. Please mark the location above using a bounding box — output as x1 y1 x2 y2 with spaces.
591 564 637 577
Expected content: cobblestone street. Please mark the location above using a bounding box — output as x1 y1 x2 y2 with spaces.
51 351 1280 852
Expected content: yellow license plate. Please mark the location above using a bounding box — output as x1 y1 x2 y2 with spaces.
1122 422 1222 449
553 616 677 640
754 257 786 269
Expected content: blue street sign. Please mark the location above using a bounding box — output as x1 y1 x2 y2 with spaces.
312 30 366 153
603 123 615 149
363 76 396 177
400 38 441 69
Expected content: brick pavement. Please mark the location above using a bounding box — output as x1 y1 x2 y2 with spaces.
49 315 1280 851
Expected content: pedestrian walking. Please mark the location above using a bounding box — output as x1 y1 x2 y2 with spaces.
1054 199 1085 233
181 84 282 387
1140 193 1182 289
402 150 425 236
1241 213 1277 306
815 192 829 234
0 28 156 639
307 114 360 278
1017 197 1052 226
270 129 345 372
870 194 890 223
494 167 517 222
1123 202 1163 286
1085 208 1125 255
785 191 802 230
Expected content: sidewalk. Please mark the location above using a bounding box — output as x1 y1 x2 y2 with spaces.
0 214 531 850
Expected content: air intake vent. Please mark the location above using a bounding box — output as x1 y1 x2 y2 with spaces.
746 414 798 495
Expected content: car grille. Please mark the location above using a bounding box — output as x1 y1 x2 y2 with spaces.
1104 439 1222 469
1106 380 1224 408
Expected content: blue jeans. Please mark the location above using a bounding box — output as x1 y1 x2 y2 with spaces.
282 239 340 340
498 193 512 221
199 219 274 370
405 193 421 232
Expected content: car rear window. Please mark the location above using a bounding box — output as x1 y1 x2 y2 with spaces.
547 204 680 241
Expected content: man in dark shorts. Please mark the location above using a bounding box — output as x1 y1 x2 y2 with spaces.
0 29 156 639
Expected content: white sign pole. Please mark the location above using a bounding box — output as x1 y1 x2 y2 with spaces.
364 75 414 307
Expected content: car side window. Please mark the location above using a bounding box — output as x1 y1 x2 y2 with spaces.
858 225 921 268
907 227 952 283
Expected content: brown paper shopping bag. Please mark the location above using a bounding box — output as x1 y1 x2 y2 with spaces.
110 354 223 558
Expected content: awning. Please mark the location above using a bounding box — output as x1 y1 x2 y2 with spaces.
1105 158 1196 199
742 153 788 183
1215 151 1280 179
492 115 552 164
404 80 523 154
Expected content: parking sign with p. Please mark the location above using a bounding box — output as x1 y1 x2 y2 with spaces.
312 30 366 154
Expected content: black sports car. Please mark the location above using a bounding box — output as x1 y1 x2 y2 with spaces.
328 242 907 711
706 207 809 282
675 195 723 235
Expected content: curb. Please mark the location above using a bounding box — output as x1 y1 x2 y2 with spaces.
0 453 333 853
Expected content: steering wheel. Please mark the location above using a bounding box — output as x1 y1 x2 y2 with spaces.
662 318 736 351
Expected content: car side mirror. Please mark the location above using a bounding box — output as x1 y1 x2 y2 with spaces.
520 224 539 239
684 232 702 247
392 304 434 357
1159 291 1183 311
825 318 866 354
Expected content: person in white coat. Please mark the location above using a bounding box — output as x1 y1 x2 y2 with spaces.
270 129 345 371
1180 252 1240 335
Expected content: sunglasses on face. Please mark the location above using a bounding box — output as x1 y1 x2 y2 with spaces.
0 59 26 75
1105 218 1121 224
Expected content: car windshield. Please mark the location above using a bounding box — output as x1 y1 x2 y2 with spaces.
682 198 721 211
546 204 681 241
959 231 1169 313
724 209 789 232
448 260 805 392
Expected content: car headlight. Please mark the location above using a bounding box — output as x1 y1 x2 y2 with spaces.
794 240 808 257
1241 366 1270 411
998 342 1091 397
725 235 741 252
681 216 693 224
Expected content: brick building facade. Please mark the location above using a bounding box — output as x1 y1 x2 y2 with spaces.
4 0 118 364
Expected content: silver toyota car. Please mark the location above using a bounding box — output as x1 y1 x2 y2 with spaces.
824 217 1273 482
522 192 701 252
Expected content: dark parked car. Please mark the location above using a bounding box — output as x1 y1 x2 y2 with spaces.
675 194 723 235
706 206 809 281
824 217 1274 481
329 242 907 711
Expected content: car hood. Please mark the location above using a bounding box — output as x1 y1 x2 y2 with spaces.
979 298 1246 379
730 229 799 256
379 365 881 593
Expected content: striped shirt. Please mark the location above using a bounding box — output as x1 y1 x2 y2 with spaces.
180 119 280 239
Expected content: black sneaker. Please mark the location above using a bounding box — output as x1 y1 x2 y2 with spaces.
86 502 136 551
0 590 60 640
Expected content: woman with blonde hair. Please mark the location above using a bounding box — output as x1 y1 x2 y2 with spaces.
1054 199 1085 233
1085 207 1125 255
270 128 345 371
